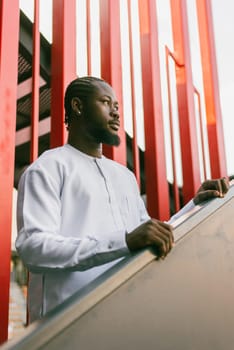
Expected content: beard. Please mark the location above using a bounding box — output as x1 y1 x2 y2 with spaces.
88 126 121 146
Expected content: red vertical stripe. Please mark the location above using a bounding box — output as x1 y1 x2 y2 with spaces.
0 0 19 344
127 0 141 188
86 0 92 75
100 0 126 166
51 0 77 148
138 0 170 220
194 87 208 180
30 0 40 162
165 46 182 212
170 0 201 203
196 0 227 178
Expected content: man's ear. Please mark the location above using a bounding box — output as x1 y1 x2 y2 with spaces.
71 97 82 115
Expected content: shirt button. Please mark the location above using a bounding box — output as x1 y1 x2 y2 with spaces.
108 241 113 249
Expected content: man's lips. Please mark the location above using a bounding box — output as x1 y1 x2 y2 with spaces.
109 121 120 131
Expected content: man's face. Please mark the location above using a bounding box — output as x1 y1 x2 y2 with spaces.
82 82 121 146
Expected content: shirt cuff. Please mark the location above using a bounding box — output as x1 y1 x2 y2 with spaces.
167 199 195 225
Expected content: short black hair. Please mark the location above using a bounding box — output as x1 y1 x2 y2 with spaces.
64 76 105 129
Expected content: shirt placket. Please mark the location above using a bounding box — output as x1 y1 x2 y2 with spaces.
94 159 124 231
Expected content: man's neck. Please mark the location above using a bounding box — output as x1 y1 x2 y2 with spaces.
67 136 102 158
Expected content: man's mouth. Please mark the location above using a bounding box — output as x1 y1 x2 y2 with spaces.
109 122 120 131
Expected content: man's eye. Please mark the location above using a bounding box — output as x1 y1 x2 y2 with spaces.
102 100 110 105
114 105 119 111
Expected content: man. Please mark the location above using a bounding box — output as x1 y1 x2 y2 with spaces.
16 76 229 323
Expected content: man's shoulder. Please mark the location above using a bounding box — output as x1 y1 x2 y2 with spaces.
25 146 69 174
33 145 69 163
41 145 67 158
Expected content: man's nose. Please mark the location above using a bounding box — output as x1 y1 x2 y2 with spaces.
110 108 119 119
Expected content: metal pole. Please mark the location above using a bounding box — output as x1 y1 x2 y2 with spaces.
127 0 140 187
170 0 201 203
100 0 126 165
0 0 19 344
165 46 183 213
51 0 77 148
138 0 170 220
196 0 227 178
30 0 40 162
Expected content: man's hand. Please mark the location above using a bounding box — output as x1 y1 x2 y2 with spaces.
126 219 174 259
193 177 229 205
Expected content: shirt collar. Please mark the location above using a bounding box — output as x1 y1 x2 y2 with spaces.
64 143 105 162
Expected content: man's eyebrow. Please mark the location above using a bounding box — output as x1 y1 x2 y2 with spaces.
101 94 111 99
100 95 119 104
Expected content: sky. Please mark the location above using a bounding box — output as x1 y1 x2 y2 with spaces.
19 0 234 178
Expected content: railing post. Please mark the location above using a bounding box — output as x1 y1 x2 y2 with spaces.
196 0 227 178
194 87 208 180
30 0 40 162
0 0 19 344
100 0 126 166
127 0 141 187
170 0 201 203
51 0 77 148
138 0 170 220
165 46 183 213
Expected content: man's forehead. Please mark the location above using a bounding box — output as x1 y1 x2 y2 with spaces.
93 81 117 99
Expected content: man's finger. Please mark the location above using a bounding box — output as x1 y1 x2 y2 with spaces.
151 219 174 243
194 190 220 204
220 177 229 194
150 235 168 257
147 222 174 256
153 230 174 254
202 179 221 191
